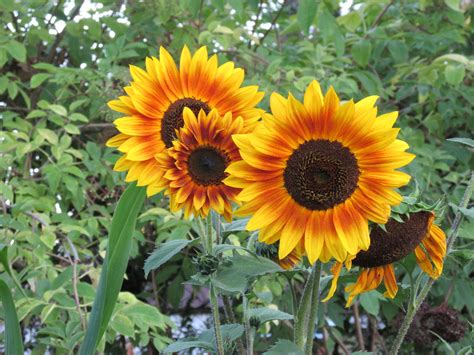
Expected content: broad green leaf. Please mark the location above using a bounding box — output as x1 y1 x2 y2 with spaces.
447 137 474 147
79 183 146 354
0 279 25 355
144 239 193 277
359 291 382 316
444 0 463 12
64 124 81 135
70 113 89 122
337 11 361 32
445 64 465 86
37 128 58 145
264 339 304 355
164 340 213 353
351 40 372 67
30 73 51 88
48 104 67 116
5 40 26 62
199 323 244 344
248 307 293 323
388 40 408 63
297 0 318 35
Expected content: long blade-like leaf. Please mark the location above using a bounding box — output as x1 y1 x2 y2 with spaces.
79 183 146 354
0 279 24 355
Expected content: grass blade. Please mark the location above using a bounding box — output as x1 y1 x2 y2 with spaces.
79 183 146 354
0 279 24 355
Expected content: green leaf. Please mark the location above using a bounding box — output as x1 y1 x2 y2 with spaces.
144 239 193 277
30 73 51 89
359 291 382 316
79 183 146 354
388 40 408 64
70 113 89 122
164 340 213 353
447 137 474 147
199 323 244 344
265 339 304 355
297 0 318 35
248 307 293 323
64 124 81 135
5 40 26 62
37 128 58 145
48 104 67 116
0 279 25 355
351 40 372 67
337 11 361 32
445 64 465 86
444 0 463 12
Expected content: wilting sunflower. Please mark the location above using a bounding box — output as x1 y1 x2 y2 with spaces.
155 108 244 221
106 46 263 196
225 80 415 263
322 211 446 306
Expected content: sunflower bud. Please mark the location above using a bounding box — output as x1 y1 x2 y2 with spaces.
194 254 220 275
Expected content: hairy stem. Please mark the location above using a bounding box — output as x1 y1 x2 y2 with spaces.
294 262 317 349
304 262 322 355
210 285 225 355
243 295 254 355
389 171 473 354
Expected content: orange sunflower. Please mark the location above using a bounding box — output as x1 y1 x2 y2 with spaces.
155 108 244 221
225 80 415 264
106 46 263 196
322 211 446 306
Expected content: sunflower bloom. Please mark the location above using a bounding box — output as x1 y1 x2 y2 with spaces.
225 80 415 263
323 211 446 306
106 46 263 196
155 108 244 221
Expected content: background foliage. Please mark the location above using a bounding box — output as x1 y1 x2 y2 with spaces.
1 0 473 353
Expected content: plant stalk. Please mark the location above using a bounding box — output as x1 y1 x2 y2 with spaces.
294 261 318 349
210 284 225 355
389 171 473 355
304 261 322 355
243 294 254 355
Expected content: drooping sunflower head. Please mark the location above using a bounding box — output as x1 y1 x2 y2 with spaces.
106 46 264 196
322 210 446 306
225 80 415 264
155 108 244 221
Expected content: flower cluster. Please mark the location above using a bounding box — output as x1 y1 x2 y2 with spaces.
107 46 446 304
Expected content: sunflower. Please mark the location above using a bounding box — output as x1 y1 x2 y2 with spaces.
225 80 415 263
154 108 244 221
106 46 263 196
322 211 446 306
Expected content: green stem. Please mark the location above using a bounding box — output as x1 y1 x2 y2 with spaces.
210 285 225 355
243 294 254 355
389 171 473 355
294 262 317 349
304 262 322 355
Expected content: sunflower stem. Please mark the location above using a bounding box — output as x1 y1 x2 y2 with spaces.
294 262 317 349
389 171 473 355
210 284 225 355
243 294 254 355
304 261 322 355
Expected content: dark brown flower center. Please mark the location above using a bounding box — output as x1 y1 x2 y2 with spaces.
187 146 229 186
161 98 211 148
283 139 360 210
353 211 432 268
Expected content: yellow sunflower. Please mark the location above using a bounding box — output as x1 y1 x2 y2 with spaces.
155 108 244 221
225 80 415 264
106 46 263 196
322 211 446 306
